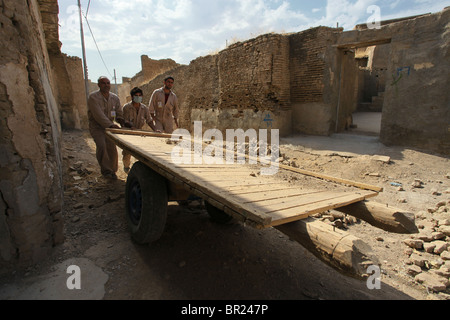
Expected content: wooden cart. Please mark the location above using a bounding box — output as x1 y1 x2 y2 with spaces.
106 129 417 279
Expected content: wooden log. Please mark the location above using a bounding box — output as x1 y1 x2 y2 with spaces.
334 201 419 234
275 218 380 280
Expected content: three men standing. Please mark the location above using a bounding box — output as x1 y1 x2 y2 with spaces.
88 76 179 178
148 76 179 134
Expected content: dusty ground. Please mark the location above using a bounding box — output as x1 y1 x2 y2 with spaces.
1 128 449 301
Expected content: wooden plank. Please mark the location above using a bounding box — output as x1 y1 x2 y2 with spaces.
117 131 383 193
107 133 274 226
107 132 380 229
278 164 383 193
269 191 378 226
228 188 323 203
250 190 360 212
222 183 292 193
222 185 304 194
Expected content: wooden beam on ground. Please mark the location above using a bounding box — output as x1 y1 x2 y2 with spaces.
335 201 419 234
275 218 380 280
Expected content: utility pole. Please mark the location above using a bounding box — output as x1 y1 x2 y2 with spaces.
78 0 90 104
114 69 118 95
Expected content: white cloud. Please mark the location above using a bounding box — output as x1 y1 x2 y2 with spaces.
58 0 450 82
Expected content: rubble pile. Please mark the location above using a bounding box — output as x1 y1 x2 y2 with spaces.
403 200 450 294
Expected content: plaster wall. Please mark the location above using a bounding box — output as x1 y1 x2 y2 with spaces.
0 0 64 270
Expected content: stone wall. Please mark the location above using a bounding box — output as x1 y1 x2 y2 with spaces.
0 0 64 270
127 9 449 155
380 8 450 154
290 27 342 135
335 7 450 154
119 56 180 106
39 0 88 130
139 33 293 136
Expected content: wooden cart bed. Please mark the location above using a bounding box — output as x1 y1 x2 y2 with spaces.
106 130 379 229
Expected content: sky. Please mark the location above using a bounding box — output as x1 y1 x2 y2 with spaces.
58 0 450 84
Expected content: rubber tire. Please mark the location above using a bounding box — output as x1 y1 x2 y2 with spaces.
205 201 233 224
125 162 168 244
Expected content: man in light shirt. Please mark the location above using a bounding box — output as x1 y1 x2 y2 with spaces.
121 87 158 173
148 76 179 133
88 76 125 180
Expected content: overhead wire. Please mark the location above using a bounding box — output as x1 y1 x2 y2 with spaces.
81 0 115 80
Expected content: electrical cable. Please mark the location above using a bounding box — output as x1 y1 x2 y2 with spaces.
81 1 115 80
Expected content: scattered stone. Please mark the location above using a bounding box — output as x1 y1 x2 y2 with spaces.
434 241 449 254
344 216 358 225
431 189 441 196
441 251 450 261
430 259 445 269
73 203 84 209
404 247 414 256
417 233 434 242
330 211 345 220
407 265 422 276
410 253 427 267
436 201 447 208
440 226 450 236
372 155 391 163
332 219 344 229
412 179 424 188
433 266 450 278
424 243 437 253
415 273 449 292
403 238 424 250
439 219 450 226
432 232 446 240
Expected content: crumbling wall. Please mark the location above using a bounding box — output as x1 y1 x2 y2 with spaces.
140 33 292 136
39 0 88 130
380 8 450 154
136 9 449 155
119 56 181 106
0 0 64 270
289 27 342 135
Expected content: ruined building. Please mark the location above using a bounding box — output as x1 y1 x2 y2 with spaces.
1 0 65 269
138 8 449 154
0 0 449 269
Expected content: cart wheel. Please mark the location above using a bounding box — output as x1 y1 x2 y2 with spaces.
205 201 233 224
126 162 168 244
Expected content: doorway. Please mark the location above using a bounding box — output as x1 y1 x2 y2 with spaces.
336 39 391 138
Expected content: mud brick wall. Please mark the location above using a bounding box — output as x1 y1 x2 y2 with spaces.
290 27 341 135
0 0 64 270
379 9 450 154
38 0 88 130
290 27 331 104
218 33 290 111
140 33 292 135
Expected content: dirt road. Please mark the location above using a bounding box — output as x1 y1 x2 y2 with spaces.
1 129 449 301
